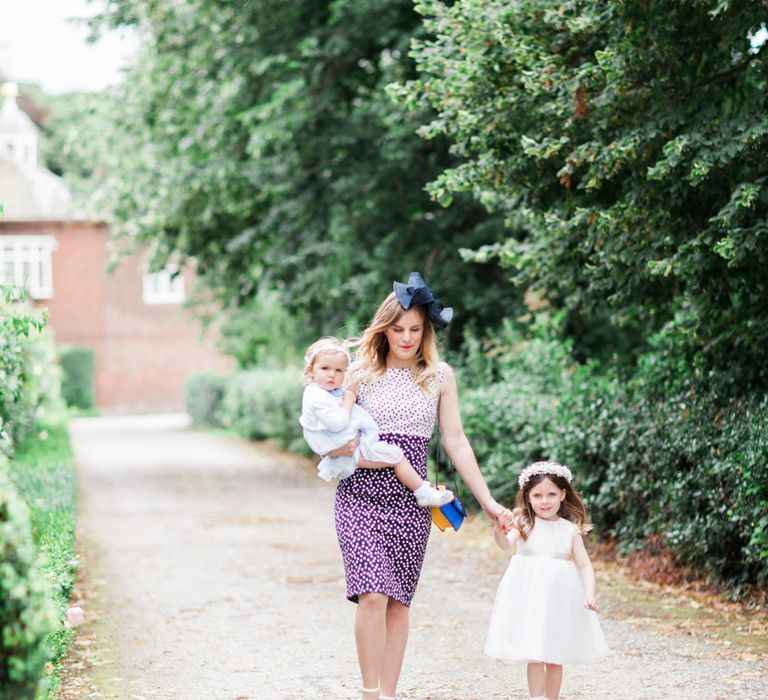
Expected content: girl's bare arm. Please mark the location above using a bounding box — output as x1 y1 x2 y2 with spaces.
572 533 598 610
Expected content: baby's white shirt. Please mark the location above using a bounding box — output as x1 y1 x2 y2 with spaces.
299 383 351 433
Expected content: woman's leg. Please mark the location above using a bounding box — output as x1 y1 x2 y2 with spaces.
527 662 546 697
355 593 388 698
544 663 563 699
379 598 410 697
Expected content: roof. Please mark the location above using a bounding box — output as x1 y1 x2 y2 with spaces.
0 82 72 221
0 157 71 221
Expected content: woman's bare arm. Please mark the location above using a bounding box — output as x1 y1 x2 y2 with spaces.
438 364 505 524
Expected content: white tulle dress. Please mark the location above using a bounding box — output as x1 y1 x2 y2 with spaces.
485 516 608 665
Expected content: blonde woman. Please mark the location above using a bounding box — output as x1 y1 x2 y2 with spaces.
330 272 507 700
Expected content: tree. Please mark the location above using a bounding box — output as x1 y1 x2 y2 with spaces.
401 0 768 385
91 0 519 341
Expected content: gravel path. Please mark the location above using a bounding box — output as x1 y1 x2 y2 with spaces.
61 415 768 700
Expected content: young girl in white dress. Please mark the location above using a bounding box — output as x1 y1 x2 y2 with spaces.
300 337 454 507
485 461 608 700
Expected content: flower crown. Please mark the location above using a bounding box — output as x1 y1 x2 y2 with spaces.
303 343 351 367
518 461 573 489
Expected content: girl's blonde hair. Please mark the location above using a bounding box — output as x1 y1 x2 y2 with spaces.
302 336 351 385
511 468 592 541
349 292 440 393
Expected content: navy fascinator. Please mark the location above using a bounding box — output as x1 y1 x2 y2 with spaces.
393 272 453 329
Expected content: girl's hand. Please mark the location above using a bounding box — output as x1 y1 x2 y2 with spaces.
499 508 515 533
584 597 599 612
326 434 359 458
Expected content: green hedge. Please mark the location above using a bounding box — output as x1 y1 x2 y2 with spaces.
58 347 94 410
9 421 78 683
184 373 227 427
218 369 310 455
0 461 57 700
459 326 768 594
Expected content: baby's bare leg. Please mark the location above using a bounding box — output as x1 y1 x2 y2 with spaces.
356 457 422 489
392 458 425 491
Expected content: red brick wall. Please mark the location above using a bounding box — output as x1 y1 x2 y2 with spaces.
0 221 233 413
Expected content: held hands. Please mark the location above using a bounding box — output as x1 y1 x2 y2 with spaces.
498 508 516 533
481 499 510 528
584 596 599 612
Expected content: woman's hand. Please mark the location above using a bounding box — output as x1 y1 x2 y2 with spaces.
584 596 599 612
326 434 359 458
480 498 508 527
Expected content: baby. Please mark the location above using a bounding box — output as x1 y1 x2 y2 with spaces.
300 337 454 507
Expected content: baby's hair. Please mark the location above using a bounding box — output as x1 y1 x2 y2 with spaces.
302 337 352 385
511 465 592 541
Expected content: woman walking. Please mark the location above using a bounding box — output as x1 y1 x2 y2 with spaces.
331 272 507 700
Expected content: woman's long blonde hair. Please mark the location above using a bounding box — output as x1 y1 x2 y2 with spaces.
349 292 440 393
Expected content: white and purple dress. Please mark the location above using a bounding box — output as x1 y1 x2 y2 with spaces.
334 363 446 606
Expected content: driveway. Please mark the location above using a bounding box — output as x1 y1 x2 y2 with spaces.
62 415 768 699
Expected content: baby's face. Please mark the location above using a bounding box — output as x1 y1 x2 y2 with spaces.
309 351 348 391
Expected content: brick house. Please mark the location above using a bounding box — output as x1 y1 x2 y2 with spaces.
0 82 232 413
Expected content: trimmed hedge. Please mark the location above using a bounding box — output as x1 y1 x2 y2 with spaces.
0 461 57 699
184 373 226 427
218 369 310 456
9 422 78 681
58 347 94 410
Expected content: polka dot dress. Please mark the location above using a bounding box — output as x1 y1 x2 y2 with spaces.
334 363 446 606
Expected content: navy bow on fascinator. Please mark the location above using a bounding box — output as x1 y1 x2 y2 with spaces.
393 272 454 328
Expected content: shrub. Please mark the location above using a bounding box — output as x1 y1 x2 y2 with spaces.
9 422 78 675
0 461 57 699
57 347 94 410
218 368 310 455
184 373 226 427
0 298 49 449
458 321 768 593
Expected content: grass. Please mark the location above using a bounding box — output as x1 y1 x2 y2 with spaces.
9 420 79 697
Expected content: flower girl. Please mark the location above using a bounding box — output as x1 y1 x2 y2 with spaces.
485 461 608 700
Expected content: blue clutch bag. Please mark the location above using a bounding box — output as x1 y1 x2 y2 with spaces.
431 490 467 531
430 442 467 532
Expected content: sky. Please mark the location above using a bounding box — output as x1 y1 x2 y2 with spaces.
0 0 139 94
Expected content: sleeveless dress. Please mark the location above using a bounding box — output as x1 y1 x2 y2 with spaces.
334 363 445 606
485 517 608 664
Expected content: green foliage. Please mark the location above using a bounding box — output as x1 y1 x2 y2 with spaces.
58 347 94 410
184 373 226 427
218 369 309 455
10 423 78 618
0 291 49 449
216 292 310 369
0 461 57 699
405 0 768 387
459 324 768 593
88 0 520 341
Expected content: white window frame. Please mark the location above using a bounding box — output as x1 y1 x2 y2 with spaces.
0 234 57 299
142 266 186 305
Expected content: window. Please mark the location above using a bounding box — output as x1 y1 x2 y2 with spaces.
0 235 56 299
142 266 185 304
